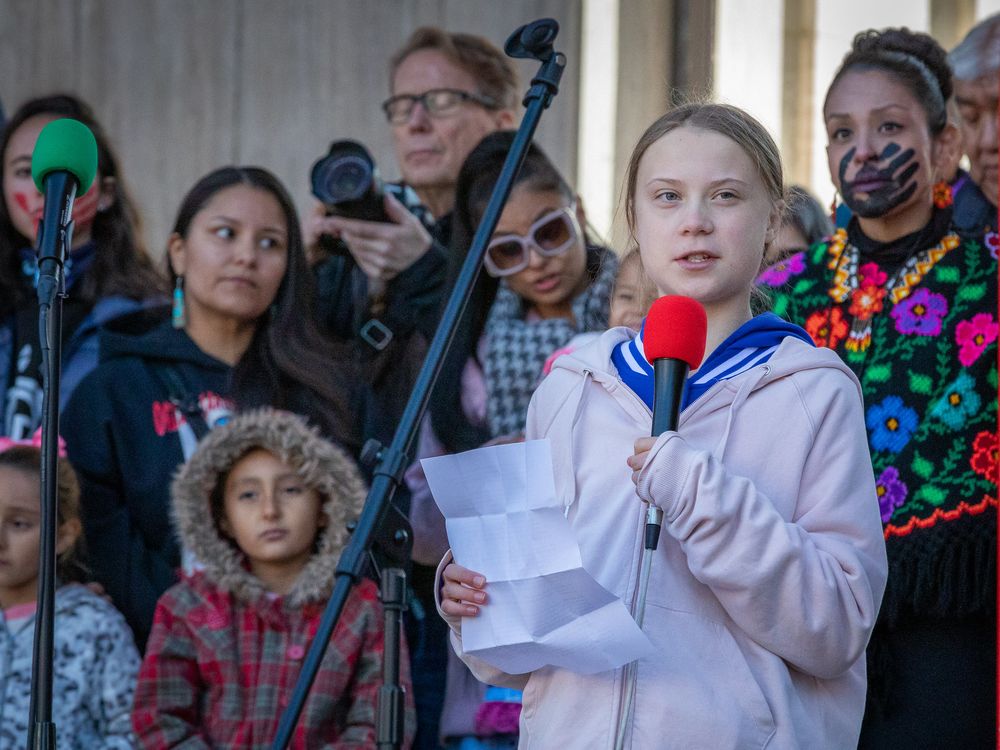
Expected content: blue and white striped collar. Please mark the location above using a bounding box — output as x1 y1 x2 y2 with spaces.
610 313 814 412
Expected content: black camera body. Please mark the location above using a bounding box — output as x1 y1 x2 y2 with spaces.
311 139 428 221
310 140 431 258
311 140 390 222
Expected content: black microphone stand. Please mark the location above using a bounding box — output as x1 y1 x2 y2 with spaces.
271 18 565 750
27 171 77 750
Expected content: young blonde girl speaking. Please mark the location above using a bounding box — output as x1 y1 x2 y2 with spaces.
439 104 888 749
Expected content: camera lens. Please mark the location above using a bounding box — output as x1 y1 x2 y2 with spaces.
323 156 370 202
310 140 387 222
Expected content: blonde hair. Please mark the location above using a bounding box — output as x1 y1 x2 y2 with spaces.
622 103 784 312
623 103 784 243
390 27 519 111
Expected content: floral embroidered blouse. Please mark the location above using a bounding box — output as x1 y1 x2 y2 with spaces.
760 210 997 625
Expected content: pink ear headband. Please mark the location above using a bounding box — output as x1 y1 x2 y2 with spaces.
0 428 68 458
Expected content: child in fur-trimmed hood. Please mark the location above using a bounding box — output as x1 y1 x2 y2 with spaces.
132 408 415 748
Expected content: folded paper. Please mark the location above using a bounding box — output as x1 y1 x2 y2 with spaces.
422 439 653 675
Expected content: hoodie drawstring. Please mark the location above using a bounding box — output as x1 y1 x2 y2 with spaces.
712 365 770 461
556 371 594 517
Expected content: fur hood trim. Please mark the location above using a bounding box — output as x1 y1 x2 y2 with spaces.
171 408 367 606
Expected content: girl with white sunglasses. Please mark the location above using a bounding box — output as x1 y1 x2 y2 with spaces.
404 130 617 750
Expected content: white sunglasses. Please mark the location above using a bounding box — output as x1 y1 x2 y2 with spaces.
484 205 581 277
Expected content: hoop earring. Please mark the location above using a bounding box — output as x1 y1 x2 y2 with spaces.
172 276 186 329
932 180 954 209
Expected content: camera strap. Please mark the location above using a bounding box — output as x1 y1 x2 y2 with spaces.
359 317 393 351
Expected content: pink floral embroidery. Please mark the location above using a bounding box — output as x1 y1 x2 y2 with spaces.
955 313 999 366
858 262 887 286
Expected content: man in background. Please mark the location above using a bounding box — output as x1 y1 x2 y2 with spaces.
307 29 519 750
949 13 999 230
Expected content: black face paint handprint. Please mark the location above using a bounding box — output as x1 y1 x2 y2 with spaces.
838 142 919 218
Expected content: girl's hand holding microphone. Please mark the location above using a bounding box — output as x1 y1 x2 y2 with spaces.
440 563 488 617
627 436 657 487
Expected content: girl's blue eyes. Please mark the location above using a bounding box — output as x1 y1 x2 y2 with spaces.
654 190 738 202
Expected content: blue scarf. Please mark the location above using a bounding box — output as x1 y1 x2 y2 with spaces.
611 312 814 412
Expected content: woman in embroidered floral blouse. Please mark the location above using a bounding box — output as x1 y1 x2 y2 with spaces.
760 28 997 748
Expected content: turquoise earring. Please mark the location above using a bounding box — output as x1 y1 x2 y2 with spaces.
172 276 186 329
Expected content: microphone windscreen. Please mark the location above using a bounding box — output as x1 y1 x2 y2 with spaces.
643 295 707 369
31 119 98 193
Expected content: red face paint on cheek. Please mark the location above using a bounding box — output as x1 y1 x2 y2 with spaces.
71 187 99 229
13 192 32 213
12 192 42 239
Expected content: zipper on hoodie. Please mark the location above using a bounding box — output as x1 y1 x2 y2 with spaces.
600 353 775 748
611 491 652 750
603 365 739 748
595 372 650 750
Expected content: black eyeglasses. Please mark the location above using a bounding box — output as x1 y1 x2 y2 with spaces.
484 205 581 277
381 88 498 125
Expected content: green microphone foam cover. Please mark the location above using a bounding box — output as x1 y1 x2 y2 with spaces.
31 118 99 193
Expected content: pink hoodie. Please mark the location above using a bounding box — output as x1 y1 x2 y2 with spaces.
438 327 887 749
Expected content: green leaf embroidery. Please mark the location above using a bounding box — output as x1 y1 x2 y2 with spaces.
908 372 933 395
792 279 812 295
865 364 892 383
772 297 788 317
957 282 986 302
911 453 934 480
934 266 960 284
915 484 947 506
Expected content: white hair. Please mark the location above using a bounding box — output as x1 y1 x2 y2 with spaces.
949 13 1000 81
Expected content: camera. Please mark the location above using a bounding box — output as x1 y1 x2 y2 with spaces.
311 140 391 223
309 140 431 260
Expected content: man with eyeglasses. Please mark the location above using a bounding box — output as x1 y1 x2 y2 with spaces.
307 27 518 750
309 28 517 349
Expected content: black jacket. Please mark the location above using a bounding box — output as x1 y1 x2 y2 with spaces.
952 170 997 234
61 309 232 648
313 214 451 454
313 213 451 350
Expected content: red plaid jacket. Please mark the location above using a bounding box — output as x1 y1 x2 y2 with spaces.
132 572 414 748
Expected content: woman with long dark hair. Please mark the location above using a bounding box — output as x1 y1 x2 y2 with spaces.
61 166 362 647
0 94 164 436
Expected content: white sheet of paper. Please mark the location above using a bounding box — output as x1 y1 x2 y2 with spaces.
422 439 654 675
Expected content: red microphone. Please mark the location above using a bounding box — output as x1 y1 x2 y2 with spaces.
640 295 707 548
644 295 707 436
